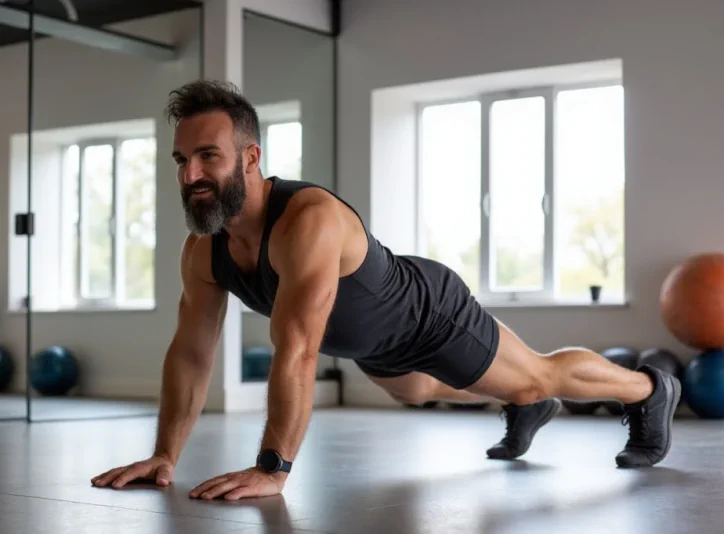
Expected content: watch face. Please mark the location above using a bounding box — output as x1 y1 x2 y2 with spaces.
257 450 282 472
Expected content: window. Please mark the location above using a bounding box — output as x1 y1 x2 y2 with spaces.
418 82 625 303
261 121 302 180
7 119 156 312
419 102 482 295
61 137 156 308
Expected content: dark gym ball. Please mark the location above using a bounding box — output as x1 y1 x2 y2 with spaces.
0 347 14 392
242 346 273 381
562 399 601 415
447 402 489 411
639 348 684 379
29 346 79 396
406 401 439 409
601 346 640 416
683 349 724 419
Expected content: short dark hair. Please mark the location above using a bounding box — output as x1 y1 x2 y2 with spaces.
164 80 261 144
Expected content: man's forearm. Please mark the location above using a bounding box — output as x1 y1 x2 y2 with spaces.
153 344 213 464
260 349 318 471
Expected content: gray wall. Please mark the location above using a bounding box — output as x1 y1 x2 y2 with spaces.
0 10 202 397
243 12 335 190
337 0 724 404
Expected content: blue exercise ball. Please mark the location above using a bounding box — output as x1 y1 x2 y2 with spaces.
683 349 724 419
242 346 273 381
30 346 79 396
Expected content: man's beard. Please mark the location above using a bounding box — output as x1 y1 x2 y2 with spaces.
181 160 246 235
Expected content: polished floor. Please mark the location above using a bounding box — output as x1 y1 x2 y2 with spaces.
1 407 723 533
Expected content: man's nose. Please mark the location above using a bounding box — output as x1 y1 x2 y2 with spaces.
183 159 204 185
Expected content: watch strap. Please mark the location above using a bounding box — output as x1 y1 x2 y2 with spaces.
279 458 292 473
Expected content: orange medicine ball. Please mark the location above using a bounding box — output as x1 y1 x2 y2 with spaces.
660 253 724 350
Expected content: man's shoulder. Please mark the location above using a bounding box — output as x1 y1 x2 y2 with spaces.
281 187 341 228
281 198 343 253
182 233 216 286
268 188 345 270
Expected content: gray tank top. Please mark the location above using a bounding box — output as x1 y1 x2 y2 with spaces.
210 176 432 361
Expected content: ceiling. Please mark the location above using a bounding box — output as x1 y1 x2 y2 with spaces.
0 0 202 47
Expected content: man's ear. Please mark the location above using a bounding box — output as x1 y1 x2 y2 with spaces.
244 144 262 174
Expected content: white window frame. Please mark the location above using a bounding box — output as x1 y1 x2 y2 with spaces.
416 79 623 304
65 135 154 308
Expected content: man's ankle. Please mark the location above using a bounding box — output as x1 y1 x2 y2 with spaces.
622 371 655 405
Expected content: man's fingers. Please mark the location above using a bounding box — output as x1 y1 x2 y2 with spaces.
200 479 243 500
190 475 229 498
92 467 127 487
224 485 254 500
156 465 174 486
111 463 152 488
92 466 123 485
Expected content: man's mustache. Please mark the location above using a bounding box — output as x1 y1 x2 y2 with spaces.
183 180 219 201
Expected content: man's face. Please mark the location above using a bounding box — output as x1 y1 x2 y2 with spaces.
172 111 255 235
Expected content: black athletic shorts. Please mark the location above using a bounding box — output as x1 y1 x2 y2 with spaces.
353 259 500 390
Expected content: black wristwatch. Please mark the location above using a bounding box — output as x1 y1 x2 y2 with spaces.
256 449 293 474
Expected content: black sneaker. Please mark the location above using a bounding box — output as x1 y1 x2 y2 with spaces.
615 364 681 468
486 398 562 459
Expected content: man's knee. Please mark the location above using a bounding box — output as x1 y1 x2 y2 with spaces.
373 375 438 406
389 385 436 405
507 359 556 405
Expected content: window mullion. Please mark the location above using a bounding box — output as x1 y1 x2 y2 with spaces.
543 87 555 297
112 140 121 303
479 94 491 298
414 104 423 256
260 124 269 175
77 144 84 302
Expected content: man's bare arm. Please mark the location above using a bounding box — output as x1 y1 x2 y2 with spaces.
261 201 343 480
91 235 227 489
153 235 229 464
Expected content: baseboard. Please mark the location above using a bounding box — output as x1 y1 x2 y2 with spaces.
79 377 162 399
2 374 162 400
4 375 341 414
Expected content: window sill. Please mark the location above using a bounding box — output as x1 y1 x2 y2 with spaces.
478 297 629 310
6 303 156 315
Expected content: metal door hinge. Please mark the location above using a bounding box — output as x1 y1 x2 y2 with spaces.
14 213 34 236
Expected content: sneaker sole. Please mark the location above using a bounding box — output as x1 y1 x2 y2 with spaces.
616 374 681 468
659 374 682 462
488 398 562 460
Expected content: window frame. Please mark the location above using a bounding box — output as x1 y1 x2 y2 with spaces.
415 79 624 304
74 137 118 308
64 135 155 308
479 87 554 303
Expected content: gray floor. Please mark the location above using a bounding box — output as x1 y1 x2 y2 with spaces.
0 407 723 533
0 394 157 420
0 394 26 419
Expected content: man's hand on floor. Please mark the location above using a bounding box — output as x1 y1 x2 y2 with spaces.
189 467 285 500
91 455 175 488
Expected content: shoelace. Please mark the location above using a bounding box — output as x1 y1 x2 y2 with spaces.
621 404 650 447
499 405 520 443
